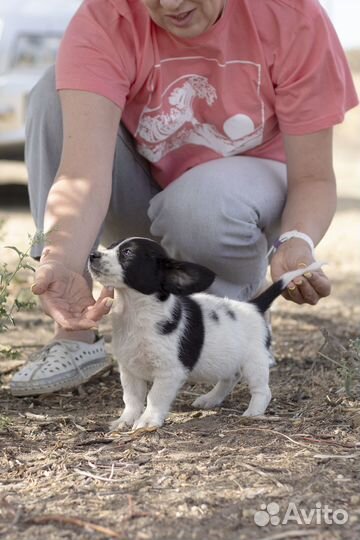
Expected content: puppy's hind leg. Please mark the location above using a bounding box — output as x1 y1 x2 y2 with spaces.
192 375 241 409
242 354 271 417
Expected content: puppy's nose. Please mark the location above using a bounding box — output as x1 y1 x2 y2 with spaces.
89 251 101 262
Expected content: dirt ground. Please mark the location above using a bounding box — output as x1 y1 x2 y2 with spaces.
0 66 359 540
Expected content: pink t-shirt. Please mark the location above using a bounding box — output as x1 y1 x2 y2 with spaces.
56 0 358 188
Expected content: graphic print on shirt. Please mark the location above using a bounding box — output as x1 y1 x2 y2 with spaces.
135 57 264 163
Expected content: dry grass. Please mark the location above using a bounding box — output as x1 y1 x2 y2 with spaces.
1 321 360 540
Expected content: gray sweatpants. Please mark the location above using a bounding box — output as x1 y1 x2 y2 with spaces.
25 66 287 301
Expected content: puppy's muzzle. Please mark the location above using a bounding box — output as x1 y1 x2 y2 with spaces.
89 250 103 271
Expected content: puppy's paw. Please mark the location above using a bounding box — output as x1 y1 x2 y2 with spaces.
242 409 257 417
192 395 222 410
132 413 164 431
242 401 270 417
109 418 129 432
109 410 142 432
242 388 272 417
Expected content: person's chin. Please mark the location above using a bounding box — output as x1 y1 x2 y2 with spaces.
159 16 206 39
165 24 204 39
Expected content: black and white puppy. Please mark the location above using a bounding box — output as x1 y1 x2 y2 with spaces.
89 237 322 431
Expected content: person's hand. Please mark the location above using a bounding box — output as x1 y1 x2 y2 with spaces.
270 239 331 305
31 260 113 330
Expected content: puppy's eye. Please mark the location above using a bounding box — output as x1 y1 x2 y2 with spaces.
122 248 132 257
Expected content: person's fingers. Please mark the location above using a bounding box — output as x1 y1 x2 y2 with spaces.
294 279 319 305
85 297 113 321
283 284 305 304
283 263 311 304
284 270 331 305
59 301 111 331
46 305 80 329
98 286 114 301
293 264 330 304
52 298 112 330
31 266 55 295
43 300 99 330
69 288 114 316
306 271 331 298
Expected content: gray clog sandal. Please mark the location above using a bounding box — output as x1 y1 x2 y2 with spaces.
10 337 112 396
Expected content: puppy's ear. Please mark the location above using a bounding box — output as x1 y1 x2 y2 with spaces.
161 259 215 295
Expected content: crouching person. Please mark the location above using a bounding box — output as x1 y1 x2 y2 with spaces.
10 0 358 396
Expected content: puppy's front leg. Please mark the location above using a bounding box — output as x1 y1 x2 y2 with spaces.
109 366 147 432
132 372 186 430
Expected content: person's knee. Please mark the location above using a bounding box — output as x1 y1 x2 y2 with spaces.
150 187 264 274
25 65 63 180
26 65 60 131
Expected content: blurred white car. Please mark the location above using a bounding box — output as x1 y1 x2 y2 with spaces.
0 0 81 150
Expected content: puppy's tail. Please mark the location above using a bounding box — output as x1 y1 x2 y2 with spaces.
250 261 325 314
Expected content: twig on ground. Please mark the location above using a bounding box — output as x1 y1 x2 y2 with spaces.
74 467 132 482
293 435 357 448
313 453 359 460
318 351 344 368
0 364 23 375
258 530 321 540
24 412 48 420
77 437 116 447
125 495 153 521
224 426 311 448
240 461 286 489
109 462 115 480
225 424 358 451
222 410 284 421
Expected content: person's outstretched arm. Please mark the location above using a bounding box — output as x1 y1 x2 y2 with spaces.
270 127 336 305
32 89 122 329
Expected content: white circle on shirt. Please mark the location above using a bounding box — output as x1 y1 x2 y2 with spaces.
223 114 255 140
